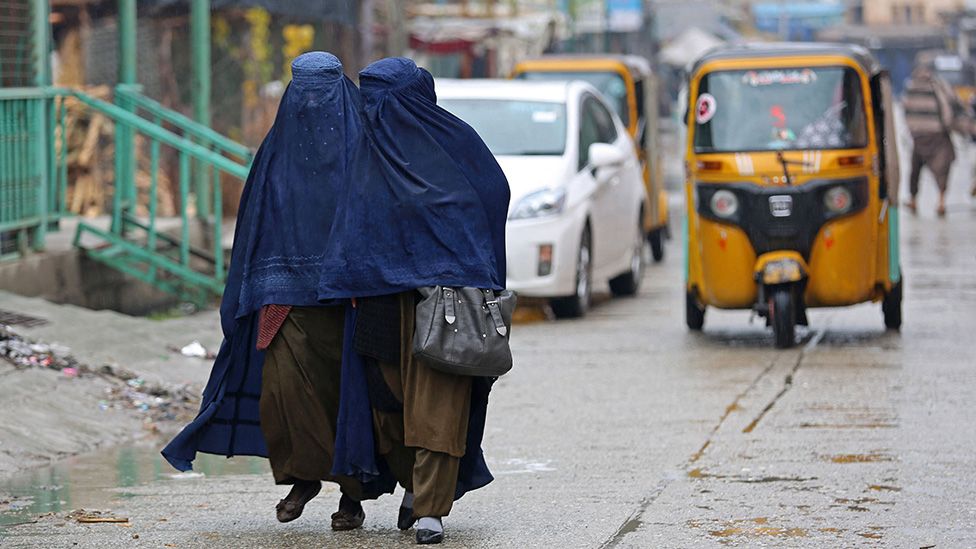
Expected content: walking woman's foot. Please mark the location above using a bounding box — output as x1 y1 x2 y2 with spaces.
416 517 444 545
937 204 947 217
905 197 918 214
330 494 365 531
398 491 417 530
275 480 321 523
971 183 976 197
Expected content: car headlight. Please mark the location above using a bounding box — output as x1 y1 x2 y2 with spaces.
709 189 739 219
823 186 853 214
510 187 567 220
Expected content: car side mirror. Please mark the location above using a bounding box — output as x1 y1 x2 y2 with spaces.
588 142 626 170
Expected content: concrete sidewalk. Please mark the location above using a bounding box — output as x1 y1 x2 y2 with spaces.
0 291 220 476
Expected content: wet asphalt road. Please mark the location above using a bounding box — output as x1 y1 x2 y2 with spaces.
4 147 976 546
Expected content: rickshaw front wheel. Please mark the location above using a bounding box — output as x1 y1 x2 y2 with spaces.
883 278 903 331
769 287 796 349
686 291 705 331
648 229 665 263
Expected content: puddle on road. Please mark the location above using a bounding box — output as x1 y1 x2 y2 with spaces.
0 441 267 532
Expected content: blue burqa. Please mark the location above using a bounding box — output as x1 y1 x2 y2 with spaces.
321 57 511 499
161 52 379 481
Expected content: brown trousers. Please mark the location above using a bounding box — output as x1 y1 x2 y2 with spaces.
372 293 472 517
259 306 361 498
910 132 955 195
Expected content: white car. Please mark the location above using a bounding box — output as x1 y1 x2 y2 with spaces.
438 79 647 318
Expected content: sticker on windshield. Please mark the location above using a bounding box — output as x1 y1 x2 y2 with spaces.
696 93 717 124
742 69 817 87
532 110 559 123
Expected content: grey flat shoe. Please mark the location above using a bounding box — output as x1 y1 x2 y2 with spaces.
416 529 444 544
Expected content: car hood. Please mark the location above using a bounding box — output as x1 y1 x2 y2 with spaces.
493 155 568 214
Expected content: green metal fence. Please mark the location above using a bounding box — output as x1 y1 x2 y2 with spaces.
0 0 36 88
0 88 66 260
0 0 56 259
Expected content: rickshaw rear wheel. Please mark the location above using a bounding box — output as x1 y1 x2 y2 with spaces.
686 291 705 331
770 287 796 349
883 278 903 330
648 228 665 262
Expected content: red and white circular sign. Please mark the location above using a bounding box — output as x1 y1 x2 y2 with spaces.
696 93 717 124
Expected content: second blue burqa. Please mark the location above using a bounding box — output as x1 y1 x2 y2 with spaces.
323 57 511 500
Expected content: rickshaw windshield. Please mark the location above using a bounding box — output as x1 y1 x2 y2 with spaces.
693 66 868 153
518 70 630 126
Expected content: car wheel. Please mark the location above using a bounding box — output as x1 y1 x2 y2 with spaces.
550 225 592 319
609 215 644 297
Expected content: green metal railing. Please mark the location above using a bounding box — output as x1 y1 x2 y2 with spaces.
65 86 252 305
2 0 247 305
0 87 67 260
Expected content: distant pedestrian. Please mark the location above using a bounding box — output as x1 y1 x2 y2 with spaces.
318 57 511 544
903 60 965 216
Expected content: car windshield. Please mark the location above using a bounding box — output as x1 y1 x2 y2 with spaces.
693 67 868 153
439 99 567 156
517 70 630 126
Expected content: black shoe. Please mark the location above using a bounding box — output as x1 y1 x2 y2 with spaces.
331 494 366 531
275 480 321 523
398 506 416 530
416 528 444 545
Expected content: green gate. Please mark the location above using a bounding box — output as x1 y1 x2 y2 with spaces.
0 0 61 259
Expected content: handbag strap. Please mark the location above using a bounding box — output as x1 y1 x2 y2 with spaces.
443 287 457 324
483 289 508 337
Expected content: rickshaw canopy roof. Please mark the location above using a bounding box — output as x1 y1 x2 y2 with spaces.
692 42 881 77
515 54 653 78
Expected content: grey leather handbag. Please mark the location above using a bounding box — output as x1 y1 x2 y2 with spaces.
413 286 516 377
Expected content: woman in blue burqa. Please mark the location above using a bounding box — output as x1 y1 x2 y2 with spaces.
318 56 510 545
162 52 374 530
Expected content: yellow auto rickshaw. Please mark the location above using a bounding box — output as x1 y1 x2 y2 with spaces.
512 55 670 261
683 43 902 347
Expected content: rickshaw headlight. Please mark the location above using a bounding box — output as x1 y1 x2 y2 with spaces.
709 190 739 219
824 186 853 214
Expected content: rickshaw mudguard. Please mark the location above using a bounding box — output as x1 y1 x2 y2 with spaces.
697 218 757 308
754 251 808 286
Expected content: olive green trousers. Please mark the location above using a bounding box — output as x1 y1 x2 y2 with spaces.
259 306 362 499
372 293 472 517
